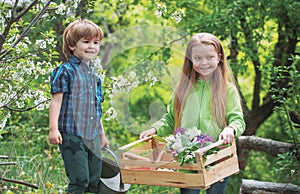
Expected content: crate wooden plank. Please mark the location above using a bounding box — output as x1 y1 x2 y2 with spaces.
120 159 203 170
121 169 205 188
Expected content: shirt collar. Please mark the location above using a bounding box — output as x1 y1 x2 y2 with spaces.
69 55 81 65
69 55 95 68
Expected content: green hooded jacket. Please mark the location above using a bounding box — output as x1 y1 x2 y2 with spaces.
151 79 245 140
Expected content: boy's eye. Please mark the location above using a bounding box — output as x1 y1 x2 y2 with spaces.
208 56 214 59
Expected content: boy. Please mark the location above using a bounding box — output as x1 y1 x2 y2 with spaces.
49 19 109 194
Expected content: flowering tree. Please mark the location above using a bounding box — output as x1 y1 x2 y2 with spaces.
0 0 97 131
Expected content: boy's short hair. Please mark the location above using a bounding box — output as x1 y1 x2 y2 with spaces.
62 19 104 60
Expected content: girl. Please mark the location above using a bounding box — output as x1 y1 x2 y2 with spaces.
140 33 245 194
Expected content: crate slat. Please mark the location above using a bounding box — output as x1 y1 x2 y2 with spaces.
120 159 203 170
121 169 205 188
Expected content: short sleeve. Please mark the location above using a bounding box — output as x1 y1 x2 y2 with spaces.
50 65 70 94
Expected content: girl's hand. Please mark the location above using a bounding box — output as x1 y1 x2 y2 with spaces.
139 128 156 139
48 129 62 144
219 126 235 144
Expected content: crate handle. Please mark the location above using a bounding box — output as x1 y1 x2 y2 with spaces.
119 135 154 151
196 140 225 154
123 152 151 161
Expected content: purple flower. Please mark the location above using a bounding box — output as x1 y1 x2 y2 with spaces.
174 127 185 137
195 134 214 147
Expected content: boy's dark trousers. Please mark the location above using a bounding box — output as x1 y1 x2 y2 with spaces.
59 132 102 194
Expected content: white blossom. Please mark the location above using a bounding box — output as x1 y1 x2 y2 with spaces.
291 169 295 175
16 101 25 109
41 0 49 4
105 107 118 121
40 69 46 75
150 76 158 87
6 10 12 18
154 4 167 17
47 37 55 45
129 71 136 78
185 152 195 160
0 114 9 130
127 81 139 92
36 39 47 49
171 9 185 23
55 4 67 15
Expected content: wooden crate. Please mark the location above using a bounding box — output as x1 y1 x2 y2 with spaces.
118 136 240 189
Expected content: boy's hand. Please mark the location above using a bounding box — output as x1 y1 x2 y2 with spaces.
48 129 62 144
100 134 109 148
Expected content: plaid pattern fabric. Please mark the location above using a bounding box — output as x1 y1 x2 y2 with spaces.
50 55 104 140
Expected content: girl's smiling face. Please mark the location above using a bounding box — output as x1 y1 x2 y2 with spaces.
69 37 100 64
191 44 220 81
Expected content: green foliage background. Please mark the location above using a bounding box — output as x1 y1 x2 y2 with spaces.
0 0 299 193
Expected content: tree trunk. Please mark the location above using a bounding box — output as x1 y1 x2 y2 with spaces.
237 136 295 156
240 179 300 194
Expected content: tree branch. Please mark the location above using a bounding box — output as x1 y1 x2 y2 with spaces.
0 177 38 189
0 0 52 59
0 155 9 159
0 0 38 52
12 0 39 23
1 99 50 112
0 162 17 166
237 136 295 156
240 179 300 194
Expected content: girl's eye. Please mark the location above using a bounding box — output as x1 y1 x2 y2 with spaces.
208 56 214 59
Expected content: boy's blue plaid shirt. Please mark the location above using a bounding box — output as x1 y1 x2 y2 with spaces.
50 55 104 140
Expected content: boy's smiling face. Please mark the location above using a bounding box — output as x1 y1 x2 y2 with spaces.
69 37 100 64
